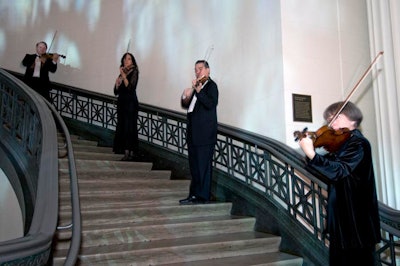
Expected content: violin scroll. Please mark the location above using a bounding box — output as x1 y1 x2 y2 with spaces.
294 127 309 142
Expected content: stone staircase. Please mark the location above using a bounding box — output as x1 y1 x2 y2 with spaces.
52 135 303 265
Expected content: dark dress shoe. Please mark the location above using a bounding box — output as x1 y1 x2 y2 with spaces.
179 196 197 205
179 196 209 205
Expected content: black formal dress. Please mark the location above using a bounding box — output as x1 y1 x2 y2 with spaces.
113 68 139 155
22 54 57 101
182 78 218 202
307 129 381 266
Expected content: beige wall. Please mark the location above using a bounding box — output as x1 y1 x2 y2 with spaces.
281 1 374 148
0 169 23 241
1 0 373 146
1 0 395 208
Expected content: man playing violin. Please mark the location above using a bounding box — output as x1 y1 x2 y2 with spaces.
298 101 381 266
179 60 219 205
22 41 59 101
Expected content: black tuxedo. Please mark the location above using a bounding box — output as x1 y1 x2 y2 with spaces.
182 79 218 201
22 54 57 101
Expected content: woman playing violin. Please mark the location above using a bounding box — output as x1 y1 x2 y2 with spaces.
22 41 59 101
298 101 381 266
113 52 140 161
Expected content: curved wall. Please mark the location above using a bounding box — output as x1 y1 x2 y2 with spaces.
0 165 23 241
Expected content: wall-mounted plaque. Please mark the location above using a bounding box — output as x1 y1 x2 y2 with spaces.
292 94 312 122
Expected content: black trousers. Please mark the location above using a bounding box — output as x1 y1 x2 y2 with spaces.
26 77 51 102
187 143 215 201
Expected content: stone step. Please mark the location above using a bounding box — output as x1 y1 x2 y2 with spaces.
58 214 239 235
58 136 99 146
69 144 114 153
58 189 188 212
60 150 123 161
59 177 188 192
58 158 153 171
53 235 283 266
58 202 233 228
56 216 257 248
161 252 303 266
53 231 269 257
58 167 163 177
59 169 172 180
58 133 80 140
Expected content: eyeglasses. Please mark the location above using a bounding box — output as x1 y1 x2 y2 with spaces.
326 114 342 124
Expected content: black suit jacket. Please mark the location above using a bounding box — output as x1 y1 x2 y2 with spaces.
22 54 57 90
182 79 218 146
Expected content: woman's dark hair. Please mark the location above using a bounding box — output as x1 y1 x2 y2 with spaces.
120 52 139 71
323 101 363 127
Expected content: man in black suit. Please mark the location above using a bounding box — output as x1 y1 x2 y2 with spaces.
179 60 219 204
22 41 59 101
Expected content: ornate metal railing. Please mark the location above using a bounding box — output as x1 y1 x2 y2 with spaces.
5 69 400 265
0 69 58 265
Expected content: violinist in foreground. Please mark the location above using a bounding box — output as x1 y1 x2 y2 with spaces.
22 41 60 101
297 101 380 266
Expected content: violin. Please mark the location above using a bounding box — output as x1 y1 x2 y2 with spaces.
294 125 351 153
181 76 209 107
41 53 66 60
193 76 208 88
122 64 134 74
293 51 384 153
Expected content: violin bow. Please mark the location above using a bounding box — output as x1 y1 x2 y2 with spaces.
203 44 214 63
47 30 58 54
328 51 384 127
126 38 131 53
193 45 214 85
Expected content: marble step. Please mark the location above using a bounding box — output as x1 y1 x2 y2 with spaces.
59 177 188 192
58 136 99 146
59 169 172 181
61 150 123 161
58 136 115 158
53 231 270 257
58 189 188 211
56 216 257 247
161 252 303 266
53 234 282 266
68 144 114 153
58 158 153 171
58 202 233 228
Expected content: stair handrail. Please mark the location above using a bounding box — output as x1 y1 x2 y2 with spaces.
0 68 81 265
45 101 82 266
0 69 58 264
